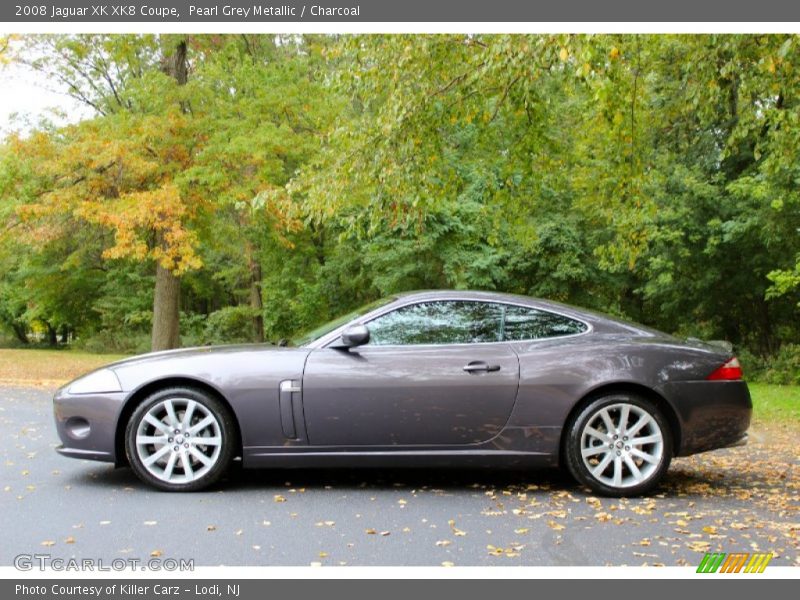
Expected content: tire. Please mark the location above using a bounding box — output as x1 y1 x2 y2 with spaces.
125 387 236 492
564 393 673 497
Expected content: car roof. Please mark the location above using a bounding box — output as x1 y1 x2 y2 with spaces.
394 289 573 312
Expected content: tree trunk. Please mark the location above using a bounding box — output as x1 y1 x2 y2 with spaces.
247 244 265 343
46 322 58 346
162 39 188 86
152 260 181 351
11 323 28 345
149 39 188 352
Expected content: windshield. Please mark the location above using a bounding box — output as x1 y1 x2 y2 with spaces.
291 296 397 346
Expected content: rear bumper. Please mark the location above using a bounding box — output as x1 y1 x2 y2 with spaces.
720 432 748 449
657 380 752 456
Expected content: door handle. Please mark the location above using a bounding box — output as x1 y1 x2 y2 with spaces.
463 361 501 373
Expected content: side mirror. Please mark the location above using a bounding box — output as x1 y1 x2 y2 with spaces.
334 324 370 349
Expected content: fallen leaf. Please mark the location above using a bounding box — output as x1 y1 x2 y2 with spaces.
547 520 565 531
487 544 523 558
687 541 711 553
273 495 286 503
207 525 217 531
315 521 336 527
436 540 452 547
41 540 55 547
448 519 467 536
150 550 163 557
65 536 75 544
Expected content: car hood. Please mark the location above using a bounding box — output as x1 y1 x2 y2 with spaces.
103 343 291 371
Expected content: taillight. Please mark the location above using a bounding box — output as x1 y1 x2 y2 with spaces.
706 357 743 381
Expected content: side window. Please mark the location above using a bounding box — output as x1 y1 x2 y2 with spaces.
503 305 587 340
367 301 503 345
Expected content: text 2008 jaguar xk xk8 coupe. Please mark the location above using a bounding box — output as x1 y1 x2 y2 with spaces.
53 290 750 496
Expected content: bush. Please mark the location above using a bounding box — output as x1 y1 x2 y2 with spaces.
739 344 800 385
201 306 258 345
70 307 260 354
74 330 152 355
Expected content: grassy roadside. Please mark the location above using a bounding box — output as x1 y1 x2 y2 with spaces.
747 382 800 423
0 349 797 424
0 348 128 388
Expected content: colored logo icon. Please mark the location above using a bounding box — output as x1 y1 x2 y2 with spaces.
696 552 773 573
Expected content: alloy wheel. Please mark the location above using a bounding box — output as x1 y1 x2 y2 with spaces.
134 398 223 484
579 402 664 489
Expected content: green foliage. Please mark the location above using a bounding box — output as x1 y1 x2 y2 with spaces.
1 33 799 366
199 306 259 345
739 345 800 385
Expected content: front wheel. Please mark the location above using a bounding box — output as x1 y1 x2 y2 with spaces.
125 387 236 492
564 394 673 497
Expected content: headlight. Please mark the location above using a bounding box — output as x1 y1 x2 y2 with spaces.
68 369 122 394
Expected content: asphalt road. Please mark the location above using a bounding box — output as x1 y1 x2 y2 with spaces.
2 385 798 567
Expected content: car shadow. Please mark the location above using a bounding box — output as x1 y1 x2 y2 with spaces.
226 464 577 492
658 465 777 498
66 460 764 499
68 462 579 494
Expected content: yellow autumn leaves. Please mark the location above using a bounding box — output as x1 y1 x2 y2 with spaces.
10 114 204 276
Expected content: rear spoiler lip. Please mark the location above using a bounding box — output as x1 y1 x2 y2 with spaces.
685 337 734 354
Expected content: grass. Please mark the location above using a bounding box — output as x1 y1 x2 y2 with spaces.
0 348 129 387
0 349 797 424
748 382 800 423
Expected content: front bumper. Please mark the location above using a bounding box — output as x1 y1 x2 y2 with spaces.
53 387 127 464
55 444 115 462
657 380 752 456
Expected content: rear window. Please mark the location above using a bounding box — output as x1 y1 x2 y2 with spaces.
502 305 587 341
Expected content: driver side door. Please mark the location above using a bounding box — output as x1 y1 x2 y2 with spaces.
301 300 520 447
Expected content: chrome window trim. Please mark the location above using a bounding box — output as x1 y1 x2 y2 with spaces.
311 296 593 350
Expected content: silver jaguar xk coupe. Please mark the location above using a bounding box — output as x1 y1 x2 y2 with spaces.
53 290 751 496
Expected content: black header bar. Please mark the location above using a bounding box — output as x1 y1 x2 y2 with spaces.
3 0 800 23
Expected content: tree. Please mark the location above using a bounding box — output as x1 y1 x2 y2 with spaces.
1 34 798 360
151 39 188 351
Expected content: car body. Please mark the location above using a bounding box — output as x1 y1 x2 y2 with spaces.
53 290 751 495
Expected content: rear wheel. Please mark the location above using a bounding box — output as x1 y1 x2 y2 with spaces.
125 387 236 492
565 394 672 496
